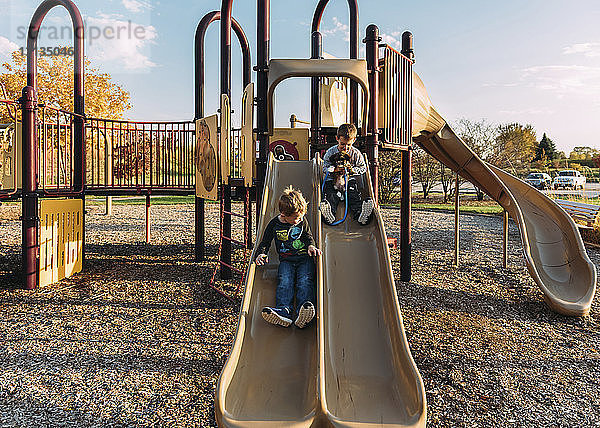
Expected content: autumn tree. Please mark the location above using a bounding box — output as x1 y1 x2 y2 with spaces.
0 50 131 121
570 146 599 160
489 123 537 170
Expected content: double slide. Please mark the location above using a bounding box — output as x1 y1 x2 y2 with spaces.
216 154 427 427
215 74 596 427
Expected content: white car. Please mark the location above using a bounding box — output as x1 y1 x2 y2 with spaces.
552 170 586 190
525 172 552 190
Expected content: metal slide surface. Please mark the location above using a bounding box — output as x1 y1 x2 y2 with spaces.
216 155 427 427
412 72 596 316
216 155 320 427
318 165 427 427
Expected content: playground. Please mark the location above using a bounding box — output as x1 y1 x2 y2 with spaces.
0 0 599 426
0 202 598 426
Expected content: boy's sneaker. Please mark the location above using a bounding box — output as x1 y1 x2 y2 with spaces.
294 301 315 329
358 199 374 225
262 307 292 327
319 201 335 224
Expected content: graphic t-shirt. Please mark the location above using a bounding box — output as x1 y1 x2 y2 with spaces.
256 216 316 262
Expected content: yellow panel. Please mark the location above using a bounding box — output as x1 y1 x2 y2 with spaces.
269 128 309 161
195 115 219 200
39 199 83 287
241 83 255 186
220 94 231 182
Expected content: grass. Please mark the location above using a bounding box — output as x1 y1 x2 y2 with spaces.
86 196 204 205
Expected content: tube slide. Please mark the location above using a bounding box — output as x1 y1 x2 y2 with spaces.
412 72 596 316
216 154 427 427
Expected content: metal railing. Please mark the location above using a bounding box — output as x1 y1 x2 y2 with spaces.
1 100 252 196
38 104 81 194
379 44 413 148
86 118 196 194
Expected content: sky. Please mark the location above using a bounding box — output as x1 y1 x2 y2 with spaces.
1 0 600 154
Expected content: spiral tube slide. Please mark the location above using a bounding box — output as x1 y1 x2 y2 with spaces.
412 72 596 316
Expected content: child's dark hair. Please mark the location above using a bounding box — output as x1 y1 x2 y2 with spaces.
279 186 307 216
336 123 357 140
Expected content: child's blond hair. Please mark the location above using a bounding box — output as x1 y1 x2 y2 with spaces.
279 186 307 216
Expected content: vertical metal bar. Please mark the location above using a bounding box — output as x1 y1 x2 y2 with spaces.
365 24 380 202
454 172 460 267
310 31 322 150
503 209 508 268
400 32 414 282
149 123 154 187
21 86 38 289
256 0 270 224
145 194 151 243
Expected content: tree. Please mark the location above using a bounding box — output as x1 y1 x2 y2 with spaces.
453 118 497 201
412 146 438 199
570 146 599 160
489 123 537 170
377 151 402 204
439 163 454 203
454 118 497 161
535 133 557 161
0 50 131 121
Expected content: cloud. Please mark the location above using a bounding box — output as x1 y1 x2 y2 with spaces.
85 15 158 71
380 32 401 50
563 42 600 58
122 0 153 14
322 17 349 42
499 108 555 116
0 36 19 57
488 64 600 99
520 65 600 95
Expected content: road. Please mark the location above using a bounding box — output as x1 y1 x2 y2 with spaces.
412 181 600 199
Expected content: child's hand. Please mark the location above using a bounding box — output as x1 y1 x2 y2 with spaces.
308 245 322 257
255 253 268 266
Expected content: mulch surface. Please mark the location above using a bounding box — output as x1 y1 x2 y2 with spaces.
0 203 598 427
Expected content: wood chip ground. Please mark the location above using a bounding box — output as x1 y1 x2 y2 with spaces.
0 203 598 427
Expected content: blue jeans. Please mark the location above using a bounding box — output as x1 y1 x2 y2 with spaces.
276 257 316 316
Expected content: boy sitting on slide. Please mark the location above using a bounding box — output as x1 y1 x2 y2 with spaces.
255 186 322 328
319 123 374 225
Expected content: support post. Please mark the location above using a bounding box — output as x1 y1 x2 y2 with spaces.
364 24 380 202
21 86 38 290
503 209 508 268
145 194 151 243
221 185 232 279
310 31 322 149
245 187 252 249
454 172 460 267
400 31 414 282
194 10 251 262
256 0 270 224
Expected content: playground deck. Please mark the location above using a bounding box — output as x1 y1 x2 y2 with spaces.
0 204 598 427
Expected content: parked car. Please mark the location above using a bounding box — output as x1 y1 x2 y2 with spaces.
525 172 552 190
552 170 586 190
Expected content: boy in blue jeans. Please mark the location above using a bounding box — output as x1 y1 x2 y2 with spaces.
255 186 322 328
